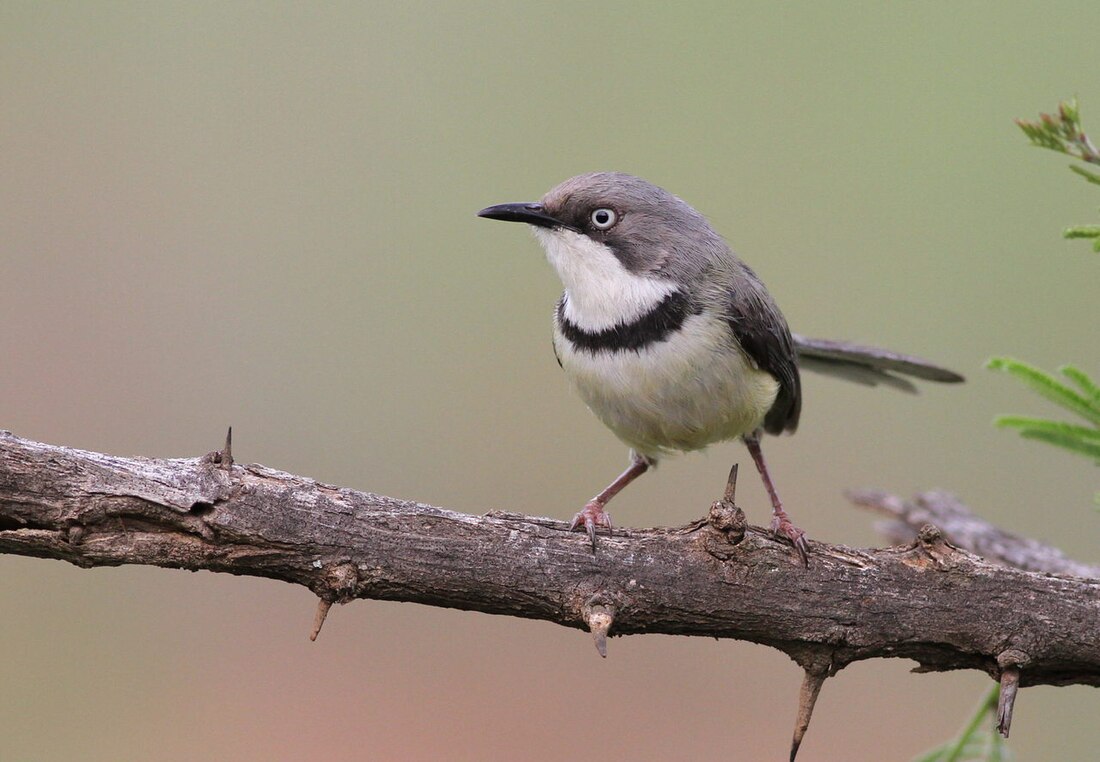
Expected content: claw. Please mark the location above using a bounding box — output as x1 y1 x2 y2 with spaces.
771 513 810 566
570 501 613 551
793 534 810 567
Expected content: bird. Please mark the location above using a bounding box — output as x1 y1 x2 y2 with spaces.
477 172 963 562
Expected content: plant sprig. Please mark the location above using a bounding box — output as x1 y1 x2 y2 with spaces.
1016 98 1100 251
912 686 1009 762
988 358 1100 433
1016 98 1100 165
988 358 1100 504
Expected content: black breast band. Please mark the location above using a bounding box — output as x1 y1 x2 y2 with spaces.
556 291 692 353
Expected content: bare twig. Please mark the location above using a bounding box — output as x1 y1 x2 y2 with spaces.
848 489 1100 577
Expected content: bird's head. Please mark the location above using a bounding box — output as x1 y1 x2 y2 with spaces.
478 172 728 330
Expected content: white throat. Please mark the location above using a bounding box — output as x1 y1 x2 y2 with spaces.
532 227 677 332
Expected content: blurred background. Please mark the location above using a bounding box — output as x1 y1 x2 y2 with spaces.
2 3 1097 760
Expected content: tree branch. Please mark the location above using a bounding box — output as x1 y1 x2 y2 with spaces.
1 430 1096 680
1 429 1098 756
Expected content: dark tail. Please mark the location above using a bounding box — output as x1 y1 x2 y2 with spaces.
792 334 965 392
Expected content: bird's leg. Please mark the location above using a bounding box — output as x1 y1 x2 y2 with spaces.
743 432 809 565
570 452 652 551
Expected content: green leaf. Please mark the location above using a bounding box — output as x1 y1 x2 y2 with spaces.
1015 426 1100 462
911 686 1007 762
994 415 1100 440
987 357 1100 425
912 739 988 762
994 413 1100 463
1060 97 1081 124
1069 163 1100 185
1061 365 1100 400
1063 225 1100 239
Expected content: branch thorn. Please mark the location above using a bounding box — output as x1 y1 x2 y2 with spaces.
790 669 827 761
723 463 738 502
585 605 614 658
707 463 746 543
310 598 333 642
997 665 1020 737
219 426 233 469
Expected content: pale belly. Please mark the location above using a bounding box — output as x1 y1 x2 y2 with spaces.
554 314 780 458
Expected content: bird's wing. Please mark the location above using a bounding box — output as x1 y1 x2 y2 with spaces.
792 334 965 393
726 278 802 435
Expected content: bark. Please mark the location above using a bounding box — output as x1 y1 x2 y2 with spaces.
1 430 1098 692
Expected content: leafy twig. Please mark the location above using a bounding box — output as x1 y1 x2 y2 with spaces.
1017 98 1100 251
1016 98 1100 165
988 358 1100 464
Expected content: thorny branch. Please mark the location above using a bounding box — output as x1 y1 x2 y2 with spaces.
0 431 1097 759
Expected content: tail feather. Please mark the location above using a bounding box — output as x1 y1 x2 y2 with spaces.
792 334 965 391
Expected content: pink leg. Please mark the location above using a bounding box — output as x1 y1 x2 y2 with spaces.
570 452 652 551
743 433 809 565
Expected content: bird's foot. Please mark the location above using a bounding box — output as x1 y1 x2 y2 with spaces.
770 512 810 566
570 501 613 552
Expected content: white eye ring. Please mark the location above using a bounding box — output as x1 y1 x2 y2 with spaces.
590 208 617 230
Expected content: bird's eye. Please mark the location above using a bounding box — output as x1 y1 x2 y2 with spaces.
590 208 618 230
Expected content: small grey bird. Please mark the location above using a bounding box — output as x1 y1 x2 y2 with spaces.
478 172 962 562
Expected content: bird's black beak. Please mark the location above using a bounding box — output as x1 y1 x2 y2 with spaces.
476 202 579 232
